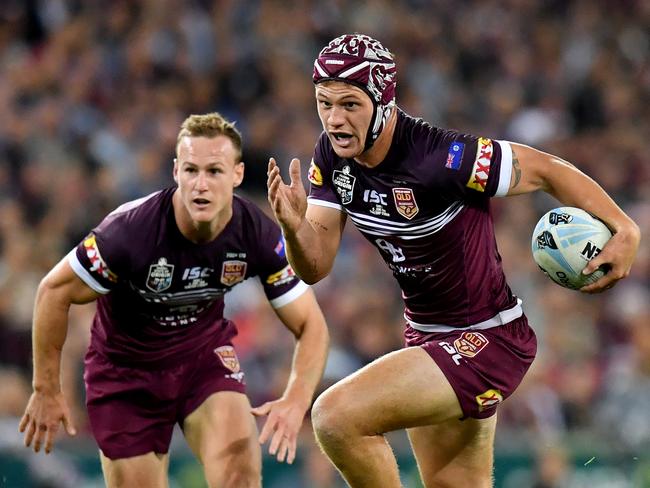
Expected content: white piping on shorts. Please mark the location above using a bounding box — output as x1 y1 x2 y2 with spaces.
406 298 523 333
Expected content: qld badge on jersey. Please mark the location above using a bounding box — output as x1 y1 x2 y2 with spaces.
146 257 174 292
332 166 356 205
221 260 247 286
392 188 419 219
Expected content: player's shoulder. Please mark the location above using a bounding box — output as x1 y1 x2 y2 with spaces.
395 110 465 152
232 193 277 228
99 189 171 233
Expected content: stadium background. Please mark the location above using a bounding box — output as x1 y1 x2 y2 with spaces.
0 1 648 486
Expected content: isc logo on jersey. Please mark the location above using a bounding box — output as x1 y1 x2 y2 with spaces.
466 137 493 192
308 159 323 186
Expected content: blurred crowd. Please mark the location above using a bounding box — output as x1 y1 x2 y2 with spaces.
0 0 648 486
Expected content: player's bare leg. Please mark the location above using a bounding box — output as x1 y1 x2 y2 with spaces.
100 451 169 488
311 347 465 488
183 391 261 488
407 415 497 488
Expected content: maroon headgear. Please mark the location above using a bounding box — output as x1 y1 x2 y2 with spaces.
313 34 397 151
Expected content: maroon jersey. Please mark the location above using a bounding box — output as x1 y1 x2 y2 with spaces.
69 188 307 367
308 110 521 331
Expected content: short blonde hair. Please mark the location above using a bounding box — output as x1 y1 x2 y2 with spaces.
176 112 243 161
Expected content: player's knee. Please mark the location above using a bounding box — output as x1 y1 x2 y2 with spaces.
205 464 260 488
104 466 164 488
207 471 260 488
311 388 353 447
203 443 261 488
426 469 493 488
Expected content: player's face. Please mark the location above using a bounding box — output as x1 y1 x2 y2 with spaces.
315 82 374 158
174 135 244 224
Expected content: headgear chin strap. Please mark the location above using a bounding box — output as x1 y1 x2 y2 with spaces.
313 34 397 152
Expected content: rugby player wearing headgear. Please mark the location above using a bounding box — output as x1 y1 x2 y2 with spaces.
20 112 329 488
267 33 640 487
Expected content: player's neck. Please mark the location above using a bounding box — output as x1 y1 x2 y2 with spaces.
172 191 232 244
354 109 397 168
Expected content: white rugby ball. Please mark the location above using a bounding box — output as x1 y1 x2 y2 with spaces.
531 207 612 289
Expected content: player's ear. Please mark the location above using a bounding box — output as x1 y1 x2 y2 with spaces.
173 158 179 184
233 161 245 188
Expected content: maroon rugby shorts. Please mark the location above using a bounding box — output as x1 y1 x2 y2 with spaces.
84 340 247 459
405 315 537 419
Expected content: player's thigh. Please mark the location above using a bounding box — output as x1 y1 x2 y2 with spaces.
100 450 169 488
313 346 463 436
407 415 497 488
182 391 261 479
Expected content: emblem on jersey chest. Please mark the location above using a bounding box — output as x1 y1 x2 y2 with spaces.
392 188 419 219
146 257 174 292
221 260 247 286
363 189 390 217
332 165 356 205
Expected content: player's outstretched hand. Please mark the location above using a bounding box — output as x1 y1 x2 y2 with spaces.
251 396 308 464
267 158 307 234
580 224 641 293
19 390 77 454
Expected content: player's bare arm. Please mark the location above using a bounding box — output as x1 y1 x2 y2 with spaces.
19 258 101 454
267 157 346 283
251 288 329 464
507 142 641 293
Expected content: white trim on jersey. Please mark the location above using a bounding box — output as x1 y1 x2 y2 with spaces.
406 298 523 333
67 249 111 294
494 140 513 197
307 198 344 211
269 280 310 308
108 190 162 217
347 200 465 240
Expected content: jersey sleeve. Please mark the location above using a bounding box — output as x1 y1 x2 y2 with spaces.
67 214 130 294
433 131 513 200
307 132 343 211
254 212 309 308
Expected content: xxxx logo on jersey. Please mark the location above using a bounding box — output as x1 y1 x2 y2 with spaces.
308 159 323 186
84 234 118 283
466 137 493 192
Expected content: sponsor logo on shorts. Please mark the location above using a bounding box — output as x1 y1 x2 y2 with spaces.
265 264 296 286
308 159 323 186
392 188 419 219
214 346 241 373
146 257 174 292
453 332 489 358
221 260 247 286
466 137 493 192
84 234 118 283
476 389 503 411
